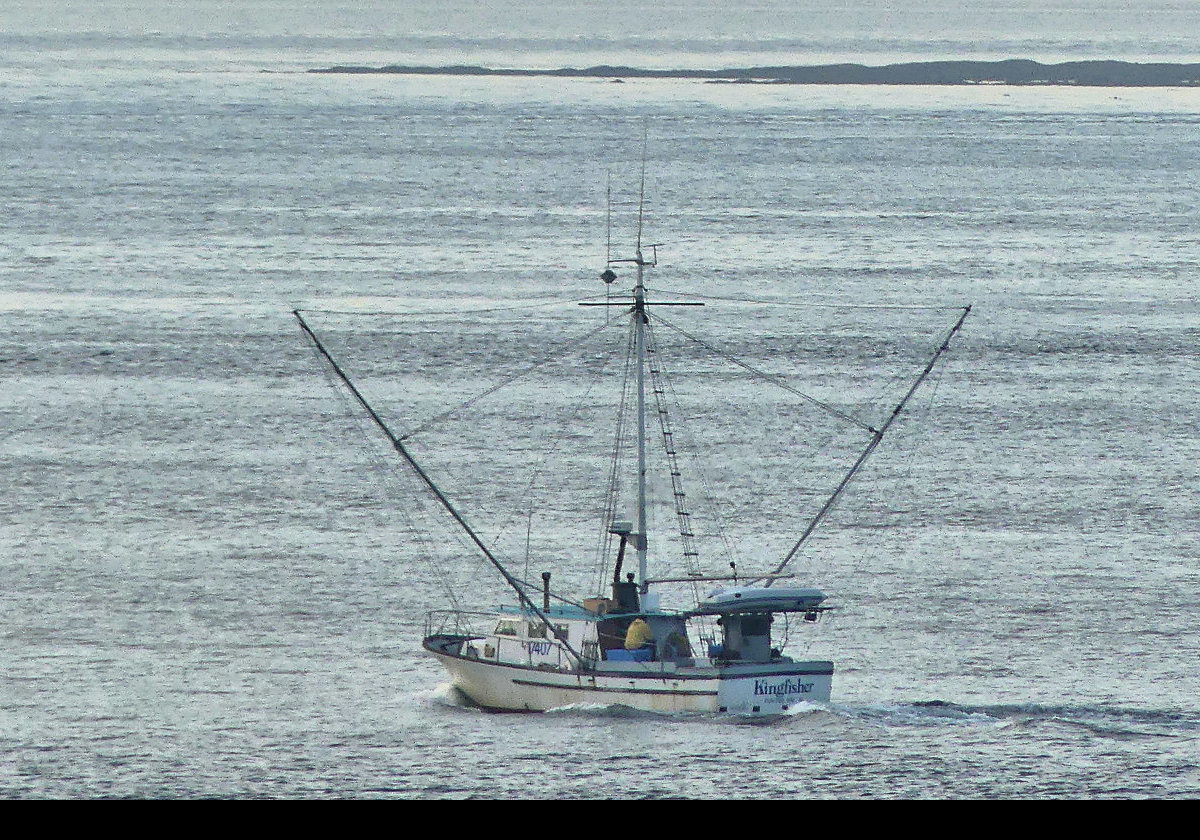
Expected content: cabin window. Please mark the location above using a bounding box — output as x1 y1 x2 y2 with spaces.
742 614 771 636
527 622 548 639
494 619 519 636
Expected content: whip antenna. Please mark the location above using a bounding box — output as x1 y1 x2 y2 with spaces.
636 129 647 252
605 173 613 319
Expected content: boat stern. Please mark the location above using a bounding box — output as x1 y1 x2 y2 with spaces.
715 662 834 714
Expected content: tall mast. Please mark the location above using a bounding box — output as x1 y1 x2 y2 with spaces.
634 251 648 592
583 141 703 594
634 137 649 593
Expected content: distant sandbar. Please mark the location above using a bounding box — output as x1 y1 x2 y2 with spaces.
310 60 1200 87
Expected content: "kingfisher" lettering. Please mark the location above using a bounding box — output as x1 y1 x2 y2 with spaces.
753 678 814 697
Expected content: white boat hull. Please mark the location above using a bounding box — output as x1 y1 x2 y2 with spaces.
425 635 832 715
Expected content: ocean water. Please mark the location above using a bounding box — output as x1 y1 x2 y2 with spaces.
3 2 1200 798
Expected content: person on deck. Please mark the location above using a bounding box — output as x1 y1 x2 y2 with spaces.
624 617 654 651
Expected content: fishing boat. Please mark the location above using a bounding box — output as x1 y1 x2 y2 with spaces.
295 194 970 716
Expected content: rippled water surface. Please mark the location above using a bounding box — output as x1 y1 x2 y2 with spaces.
3 2 1200 798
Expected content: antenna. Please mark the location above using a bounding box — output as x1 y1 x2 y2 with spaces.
600 172 617 321
636 128 648 252
605 171 612 266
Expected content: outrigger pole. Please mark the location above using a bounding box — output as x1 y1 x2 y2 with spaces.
760 304 973 586
294 310 585 664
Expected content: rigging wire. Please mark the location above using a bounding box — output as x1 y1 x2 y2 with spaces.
645 321 741 574
648 294 882 560
397 317 617 441
642 319 721 642
650 310 878 434
758 305 972 583
304 336 472 613
487 316 626 560
594 323 636 595
836 352 952 621
295 310 587 663
297 294 613 319
643 318 704 575
301 279 965 660
641 286 966 312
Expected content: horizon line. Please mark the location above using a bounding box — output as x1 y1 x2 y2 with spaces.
310 59 1200 87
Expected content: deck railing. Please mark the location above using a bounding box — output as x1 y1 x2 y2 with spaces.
423 609 494 639
425 609 596 670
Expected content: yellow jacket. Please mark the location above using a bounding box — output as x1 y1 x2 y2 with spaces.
624 618 654 650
